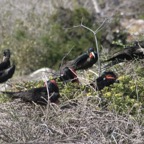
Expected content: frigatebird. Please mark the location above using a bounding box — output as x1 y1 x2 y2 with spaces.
61 48 98 71
2 79 60 105
0 65 15 83
0 49 11 71
90 71 118 91
103 41 144 68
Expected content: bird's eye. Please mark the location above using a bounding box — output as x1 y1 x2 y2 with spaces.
103 77 106 80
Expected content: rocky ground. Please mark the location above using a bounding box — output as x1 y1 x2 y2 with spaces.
0 96 144 143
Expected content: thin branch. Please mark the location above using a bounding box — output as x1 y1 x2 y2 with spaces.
79 18 108 76
81 17 84 25
59 46 74 75
79 23 100 74
94 34 101 75
95 18 109 33
91 0 101 14
42 74 50 120
81 24 95 34
65 18 108 75
63 25 81 30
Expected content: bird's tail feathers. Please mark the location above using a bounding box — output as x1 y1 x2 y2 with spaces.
1 91 21 99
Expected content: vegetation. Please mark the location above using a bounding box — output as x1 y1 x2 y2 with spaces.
0 5 130 75
1 64 144 143
102 74 144 115
0 0 144 143
0 7 99 75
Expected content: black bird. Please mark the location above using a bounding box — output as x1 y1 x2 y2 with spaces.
0 65 15 83
103 41 144 68
61 48 98 71
72 47 98 70
59 67 79 83
0 49 11 71
2 79 60 105
90 71 118 91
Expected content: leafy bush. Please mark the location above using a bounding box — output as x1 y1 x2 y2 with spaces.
2 62 144 116
102 74 144 115
0 7 99 75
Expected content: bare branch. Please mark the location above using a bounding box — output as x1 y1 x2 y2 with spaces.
81 24 95 34
59 46 74 75
95 18 109 33
91 0 101 14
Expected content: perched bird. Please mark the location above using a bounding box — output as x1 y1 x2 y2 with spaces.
59 67 79 83
61 48 98 71
103 41 144 68
0 65 15 83
2 79 60 105
90 71 118 91
72 47 98 70
0 49 11 71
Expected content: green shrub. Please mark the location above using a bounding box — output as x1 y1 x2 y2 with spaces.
0 7 100 75
102 74 144 115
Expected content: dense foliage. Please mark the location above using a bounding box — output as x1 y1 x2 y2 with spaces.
1 61 144 116
0 6 130 75
0 7 99 75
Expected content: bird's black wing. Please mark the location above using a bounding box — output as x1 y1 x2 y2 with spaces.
2 86 59 105
104 46 135 62
2 87 48 104
0 61 10 71
106 52 133 62
102 52 133 69
0 65 15 83
72 53 89 68
73 53 88 65
77 57 96 70
7 65 15 78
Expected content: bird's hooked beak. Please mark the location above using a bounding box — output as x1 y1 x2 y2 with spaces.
89 52 95 59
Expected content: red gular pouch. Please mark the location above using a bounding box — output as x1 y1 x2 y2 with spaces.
44 79 57 87
105 72 119 82
105 74 117 80
44 79 59 93
88 52 98 65
90 71 118 91
43 80 60 104
89 52 96 59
